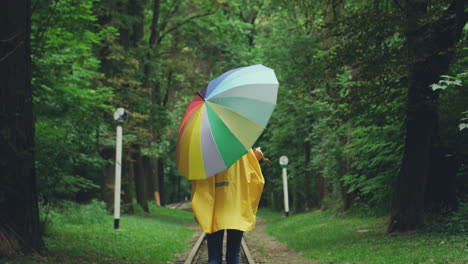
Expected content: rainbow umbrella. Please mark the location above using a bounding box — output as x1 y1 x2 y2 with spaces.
176 64 279 180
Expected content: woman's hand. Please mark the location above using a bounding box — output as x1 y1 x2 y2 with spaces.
254 147 272 166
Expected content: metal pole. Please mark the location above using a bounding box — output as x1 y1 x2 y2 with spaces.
282 167 289 217
114 124 123 229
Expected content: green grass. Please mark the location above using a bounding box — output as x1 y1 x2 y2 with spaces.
259 209 468 264
256 208 285 222
4 201 196 264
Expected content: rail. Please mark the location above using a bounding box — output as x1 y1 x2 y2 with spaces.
183 232 256 264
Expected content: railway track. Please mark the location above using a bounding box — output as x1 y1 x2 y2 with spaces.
182 232 256 264
168 202 257 263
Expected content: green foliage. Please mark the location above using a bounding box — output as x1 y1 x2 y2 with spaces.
432 70 468 131
152 1 270 202
253 3 327 210
28 0 467 233
445 201 468 234
263 210 467 263
251 0 411 213
342 125 403 208
33 0 112 113
436 46 468 203
35 120 106 200
427 199 468 234
35 201 195 263
431 74 464 91
460 113 468 131
32 0 114 202
42 200 109 228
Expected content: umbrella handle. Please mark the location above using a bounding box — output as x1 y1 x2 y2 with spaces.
262 157 272 166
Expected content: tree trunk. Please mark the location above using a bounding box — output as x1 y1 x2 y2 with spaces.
143 156 153 203
342 127 355 211
97 0 145 212
388 0 466 232
121 155 134 213
304 140 312 211
425 143 459 211
0 0 41 254
239 0 262 48
129 0 145 43
134 151 149 212
102 158 115 210
157 158 165 205
388 98 437 231
144 0 162 207
317 174 328 209
172 172 181 204
292 183 298 213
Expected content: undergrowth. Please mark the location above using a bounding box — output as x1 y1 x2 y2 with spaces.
259 209 467 264
4 200 195 264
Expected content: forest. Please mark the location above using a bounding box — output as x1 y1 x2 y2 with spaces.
1 0 467 260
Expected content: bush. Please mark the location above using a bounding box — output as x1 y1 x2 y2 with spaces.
446 201 468 233
427 199 468 234
42 200 109 229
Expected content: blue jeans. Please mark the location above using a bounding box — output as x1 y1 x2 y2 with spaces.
206 229 244 264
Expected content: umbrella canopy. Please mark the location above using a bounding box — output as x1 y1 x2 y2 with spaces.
176 64 279 180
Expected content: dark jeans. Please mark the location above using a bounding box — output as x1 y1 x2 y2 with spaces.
206 229 244 264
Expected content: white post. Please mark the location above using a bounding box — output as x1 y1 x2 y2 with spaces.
282 167 289 217
114 124 123 229
279 156 289 217
113 107 127 229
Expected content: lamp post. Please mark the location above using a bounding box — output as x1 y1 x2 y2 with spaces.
113 108 127 229
279 156 289 217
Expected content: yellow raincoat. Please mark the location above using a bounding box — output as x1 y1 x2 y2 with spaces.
191 149 265 234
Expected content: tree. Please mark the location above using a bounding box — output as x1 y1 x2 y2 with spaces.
388 0 466 232
254 3 325 211
0 0 41 255
257 0 466 218
96 0 147 211
32 0 112 205
292 0 466 226
143 0 219 206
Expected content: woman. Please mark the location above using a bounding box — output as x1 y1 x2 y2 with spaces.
191 147 270 264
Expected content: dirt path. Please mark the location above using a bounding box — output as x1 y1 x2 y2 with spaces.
244 218 317 264
169 202 316 264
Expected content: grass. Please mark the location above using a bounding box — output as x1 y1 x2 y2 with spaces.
258 209 468 264
4 203 466 263
4 201 196 264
